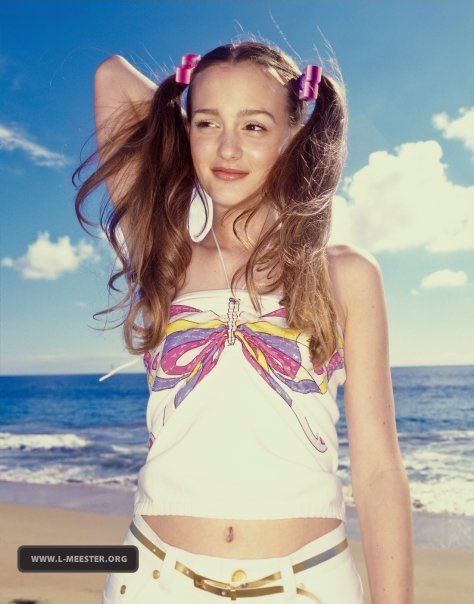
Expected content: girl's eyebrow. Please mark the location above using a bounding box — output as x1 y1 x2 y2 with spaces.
192 108 276 124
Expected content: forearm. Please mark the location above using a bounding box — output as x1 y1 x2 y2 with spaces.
352 467 414 604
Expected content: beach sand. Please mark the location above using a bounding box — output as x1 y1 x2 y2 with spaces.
1 502 473 604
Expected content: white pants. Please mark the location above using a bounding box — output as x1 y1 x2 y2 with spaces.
101 513 364 603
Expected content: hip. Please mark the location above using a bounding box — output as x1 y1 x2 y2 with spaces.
101 513 364 603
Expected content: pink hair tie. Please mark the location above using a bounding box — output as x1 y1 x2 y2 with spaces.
175 53 201 85
298 65 322 101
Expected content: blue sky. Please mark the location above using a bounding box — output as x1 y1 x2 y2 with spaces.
1 0 473 375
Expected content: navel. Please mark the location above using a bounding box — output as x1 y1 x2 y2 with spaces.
224 525 234 542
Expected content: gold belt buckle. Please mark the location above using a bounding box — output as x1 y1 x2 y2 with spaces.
193 573 226 590
229 573 248 600
194 573 241 600
193 574 205 589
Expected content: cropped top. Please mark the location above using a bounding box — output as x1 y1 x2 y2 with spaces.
99 225 347 521
132 287 347 521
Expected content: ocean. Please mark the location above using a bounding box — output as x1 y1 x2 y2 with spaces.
1 365 473 549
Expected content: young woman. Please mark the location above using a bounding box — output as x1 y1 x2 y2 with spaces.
75 40 413 603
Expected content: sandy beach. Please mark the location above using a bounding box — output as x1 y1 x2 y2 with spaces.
1 502 473 604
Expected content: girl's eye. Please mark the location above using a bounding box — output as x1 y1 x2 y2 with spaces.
195 121 266 132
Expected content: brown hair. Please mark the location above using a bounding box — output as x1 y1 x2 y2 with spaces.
73 39 348 368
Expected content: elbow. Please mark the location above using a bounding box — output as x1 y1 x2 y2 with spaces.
352 464 409 499
95 55 126 78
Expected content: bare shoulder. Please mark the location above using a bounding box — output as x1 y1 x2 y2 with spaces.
326 242 381 277
326 243 383 328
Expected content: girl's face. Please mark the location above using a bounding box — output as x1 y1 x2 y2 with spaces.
185 62 300 209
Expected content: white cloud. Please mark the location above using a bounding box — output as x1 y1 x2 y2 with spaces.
330 139 474 253
432 106 474 153
0 122 71 168
420 269 468 289
1 231 99 280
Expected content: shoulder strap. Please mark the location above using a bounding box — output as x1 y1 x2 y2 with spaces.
210 227 232 293
99 358 139 382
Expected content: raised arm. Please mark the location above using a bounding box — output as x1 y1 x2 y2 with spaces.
93 55 158 244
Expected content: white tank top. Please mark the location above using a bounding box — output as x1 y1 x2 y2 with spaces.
100 229 347 521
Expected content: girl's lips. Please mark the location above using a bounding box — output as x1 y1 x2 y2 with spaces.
212 169 249 181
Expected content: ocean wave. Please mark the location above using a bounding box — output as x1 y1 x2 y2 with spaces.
0 431 88 451
408 477 474 516
0 465 137 488
341 471 473 516
398 428 474 442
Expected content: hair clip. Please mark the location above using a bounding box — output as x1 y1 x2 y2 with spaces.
175 53 201 85
298 65 322 101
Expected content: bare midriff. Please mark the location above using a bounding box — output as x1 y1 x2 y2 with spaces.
141 515 342 559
